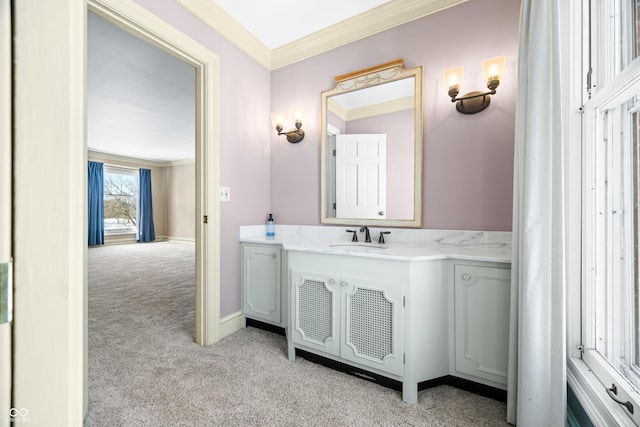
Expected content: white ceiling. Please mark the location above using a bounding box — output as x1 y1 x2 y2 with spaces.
211 0 393 49
87 12 195 163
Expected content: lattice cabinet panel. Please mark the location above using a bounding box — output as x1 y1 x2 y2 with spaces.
342 277 404 376
348 287 393 361
299 278 333 343
291 270 339 356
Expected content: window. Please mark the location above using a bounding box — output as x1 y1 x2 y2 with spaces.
581 0 640 424
103 166 138 234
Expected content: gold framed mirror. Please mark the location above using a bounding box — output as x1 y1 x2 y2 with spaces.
320 59 423 227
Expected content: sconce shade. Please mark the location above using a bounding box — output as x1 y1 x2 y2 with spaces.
271 112 285 128
482 55 506 90
443 66 464 99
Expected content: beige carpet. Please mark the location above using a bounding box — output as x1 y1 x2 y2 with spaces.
85 241 508 426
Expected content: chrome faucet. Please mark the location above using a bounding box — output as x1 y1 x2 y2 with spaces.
360 226 372 243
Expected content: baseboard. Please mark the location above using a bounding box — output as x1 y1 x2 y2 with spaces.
102 235 194 244
245 317 286 337
103 234 137 245
246 320 506 402
443 375 507 402
296 348 404 392
158 235 195 243
219 311 243 340
295 347 506 402
98 236 171 246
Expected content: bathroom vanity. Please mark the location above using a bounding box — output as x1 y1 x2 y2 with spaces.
240 225 511 404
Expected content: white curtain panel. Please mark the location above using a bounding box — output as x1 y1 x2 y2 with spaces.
507 0 566 425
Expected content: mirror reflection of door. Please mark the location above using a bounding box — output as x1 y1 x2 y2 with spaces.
326 124 340 217
335 134 387 219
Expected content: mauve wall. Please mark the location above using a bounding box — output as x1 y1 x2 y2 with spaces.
134 0 271 318
270 0 520 231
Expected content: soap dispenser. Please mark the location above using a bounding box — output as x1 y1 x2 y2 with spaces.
266 213 275 237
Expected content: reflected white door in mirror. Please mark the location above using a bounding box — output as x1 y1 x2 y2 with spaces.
335 133 387 219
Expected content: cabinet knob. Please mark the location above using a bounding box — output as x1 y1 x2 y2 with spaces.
328 278 336 285
271 253 277 259
461 273 471 281
341 280 348 287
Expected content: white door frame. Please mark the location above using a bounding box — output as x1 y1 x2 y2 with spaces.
13 1 87 424
13 0 220 424
88 0 221 347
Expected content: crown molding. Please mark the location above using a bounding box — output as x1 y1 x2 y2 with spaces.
327 98 349 121
176 0 271 69
348 96 414 121
88 149 179 168
328 96 413 122
271 0 469 69
177 0 468 71
166 157 196 166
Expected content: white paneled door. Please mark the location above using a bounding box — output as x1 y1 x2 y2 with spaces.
0 1 11 425
335 134 387 220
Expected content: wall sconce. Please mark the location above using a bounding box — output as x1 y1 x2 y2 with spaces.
443 55 506 114
272 111 305 143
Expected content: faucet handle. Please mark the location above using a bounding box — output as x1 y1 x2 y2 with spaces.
346 229 358 242
378 231 390 244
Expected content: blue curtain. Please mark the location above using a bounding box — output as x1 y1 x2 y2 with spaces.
137 168 156 242
88 161 104 246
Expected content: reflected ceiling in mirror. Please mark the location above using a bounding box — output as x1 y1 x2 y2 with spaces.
321 59 423 228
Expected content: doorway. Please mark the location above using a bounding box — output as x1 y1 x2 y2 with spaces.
88 0 220 348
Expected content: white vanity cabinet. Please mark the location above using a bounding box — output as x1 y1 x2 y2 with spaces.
290 269 404 376
452 263 511 388
287 250 450 404
239 225 513 404
241 243 286 327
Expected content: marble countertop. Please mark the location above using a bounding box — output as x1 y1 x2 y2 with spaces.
239 225 512 264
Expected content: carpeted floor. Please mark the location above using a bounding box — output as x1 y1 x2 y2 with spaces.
85 241 508 426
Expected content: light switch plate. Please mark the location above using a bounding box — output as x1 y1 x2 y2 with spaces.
220 186 230 202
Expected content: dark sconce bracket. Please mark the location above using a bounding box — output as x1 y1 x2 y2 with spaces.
449 78 500 115
276 120 305 143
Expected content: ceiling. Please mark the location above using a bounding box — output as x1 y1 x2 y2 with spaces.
87 1 467 162
211 0 393 49
87 12 195 163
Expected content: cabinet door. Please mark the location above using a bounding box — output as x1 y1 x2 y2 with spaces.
290 270 340 356
454 264 510 386
243 245 281 324
341 276 404 376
